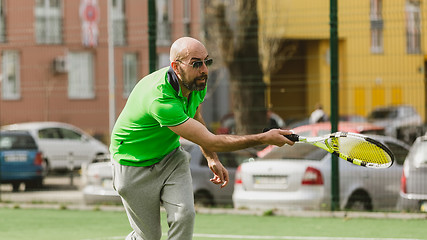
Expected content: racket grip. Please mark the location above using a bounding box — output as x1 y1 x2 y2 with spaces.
284 134 299 142
262 128 300 142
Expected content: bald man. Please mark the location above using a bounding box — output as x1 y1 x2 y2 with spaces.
110 37 294 240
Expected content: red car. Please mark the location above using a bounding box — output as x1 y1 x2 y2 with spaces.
291 121 384 137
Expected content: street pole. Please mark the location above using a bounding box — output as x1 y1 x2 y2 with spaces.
148 0 157 73
108 0 116 132
0 148 2 201
330 0 340 211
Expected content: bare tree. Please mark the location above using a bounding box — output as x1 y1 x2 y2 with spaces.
257 1 299 122
257 2 298 81
204 0 266 134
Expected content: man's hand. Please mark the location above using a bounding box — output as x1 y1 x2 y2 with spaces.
208 159 229 188
262 128 296 146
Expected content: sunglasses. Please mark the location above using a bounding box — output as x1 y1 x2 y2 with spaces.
176 59 213 69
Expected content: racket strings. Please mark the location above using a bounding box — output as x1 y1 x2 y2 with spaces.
333 138 390 164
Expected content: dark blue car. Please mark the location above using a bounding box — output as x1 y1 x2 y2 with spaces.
0 130 44 191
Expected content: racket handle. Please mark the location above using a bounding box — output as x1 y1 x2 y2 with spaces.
284 134 299 142
262 128 300 142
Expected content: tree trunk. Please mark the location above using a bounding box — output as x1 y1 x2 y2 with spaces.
207 0 267 134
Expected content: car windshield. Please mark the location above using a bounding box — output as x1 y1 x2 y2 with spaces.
0 134 37 150
261 144 328 160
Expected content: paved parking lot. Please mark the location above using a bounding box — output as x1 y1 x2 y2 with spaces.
0 174 84 205
2 173 427 220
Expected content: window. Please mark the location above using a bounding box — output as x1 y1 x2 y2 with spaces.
370 0 383 53
412 141 427 166
158 53 170 69
39 127 82 140
183 0 191 35
0 0 5 42
385 142 409 165
35 0 62 44
68 52 94 99
405 0 421 54
123 53 138 97
1 51 20 100
60 128 82 140
156 0 171 46
38 128 62 139
113 0 126 45
0 134 37 150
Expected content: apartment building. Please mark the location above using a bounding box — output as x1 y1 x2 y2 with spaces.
258 0 426 121
0 0 204 141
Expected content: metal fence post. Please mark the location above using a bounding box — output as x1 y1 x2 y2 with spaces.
148 0 157 74
330 0 340 211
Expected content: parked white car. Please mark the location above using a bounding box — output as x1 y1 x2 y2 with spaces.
82 138 256 205
397 135 427 212
81 160 121 204
2 122 109 173
233 135 410 211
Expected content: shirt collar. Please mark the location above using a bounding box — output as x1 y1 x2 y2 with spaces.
167 67 180 94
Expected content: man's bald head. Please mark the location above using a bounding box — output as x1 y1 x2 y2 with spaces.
170 37 207 62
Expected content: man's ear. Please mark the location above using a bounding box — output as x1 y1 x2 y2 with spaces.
171 61 179 72
171 61 181 77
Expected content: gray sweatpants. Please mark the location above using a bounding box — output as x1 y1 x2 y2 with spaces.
112 147 195 240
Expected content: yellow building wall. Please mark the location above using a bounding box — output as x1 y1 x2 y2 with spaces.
259 0 329 40
423 1 427 58
259 0 425 120
342 1 425 119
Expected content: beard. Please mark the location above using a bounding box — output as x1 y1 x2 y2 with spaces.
182 74 208 91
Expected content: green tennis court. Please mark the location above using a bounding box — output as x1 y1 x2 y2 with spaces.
0 207 425 240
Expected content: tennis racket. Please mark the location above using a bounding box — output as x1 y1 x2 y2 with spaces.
264 129 394 168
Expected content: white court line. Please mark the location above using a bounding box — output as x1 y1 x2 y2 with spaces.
192 234 421 240
82 234 421 240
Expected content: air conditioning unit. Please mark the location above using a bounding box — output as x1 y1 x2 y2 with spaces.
53 57 68 73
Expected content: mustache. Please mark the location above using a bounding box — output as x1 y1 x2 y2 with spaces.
195 74 208 81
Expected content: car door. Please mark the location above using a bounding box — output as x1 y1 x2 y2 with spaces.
202 151 253 205
366 140 409 209
58 127 94 168
37 127 69 170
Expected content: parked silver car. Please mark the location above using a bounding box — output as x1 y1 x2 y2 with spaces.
367 105 422 138
2 122 109 173
82 138 256 205
232 135 410 211
397 135 427 212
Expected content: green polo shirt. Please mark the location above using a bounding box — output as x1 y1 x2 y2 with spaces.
110 67 206 166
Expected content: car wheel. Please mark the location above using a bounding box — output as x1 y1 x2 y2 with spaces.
12 182 21 192
194 190 214 207
345 190 373 211
42 159 50 176
25 179 43 191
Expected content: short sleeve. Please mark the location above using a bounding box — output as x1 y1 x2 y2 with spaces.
149 97 189 127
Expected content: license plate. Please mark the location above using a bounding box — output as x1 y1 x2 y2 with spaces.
4 153 27 162
254 175 287 185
